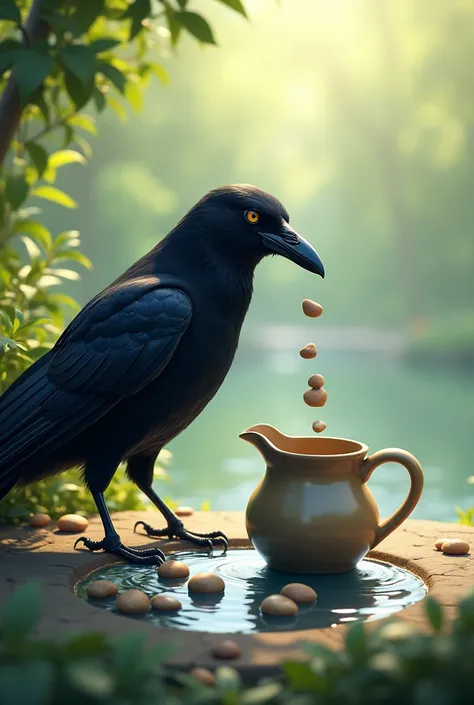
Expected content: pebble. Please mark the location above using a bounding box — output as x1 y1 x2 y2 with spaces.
260 594 298 616
440 539 470 555
280 583 318 604
211 640 241 660
303 387 328 407
56 514 88 532
188 572 225 594
116 589 150 614
87 580 118 599
150 595 182 611
29 513 51 527
157 560 190 579
302 299 323 318
312 420 327 433
190 667 216 686
300 343 317 359
308 374 325 389
176 506 194 517
435 537 453 551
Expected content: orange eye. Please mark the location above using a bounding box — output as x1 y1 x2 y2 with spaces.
245 210 260 224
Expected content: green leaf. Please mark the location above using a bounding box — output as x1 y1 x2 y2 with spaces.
59 45 96 87
65 68 94 110
214 0 248 17
48 149 86 169
48 293 81 312
0 0 21 24
425 595 443 632
54 229 80 248
89 38 120 54
5 174 29 209
123 0 151 40
70 0 105 35
50 268 81 281
145 62 169 85
125 80 142 111
21 235 41 259
67 662 114 698
0 662 54 705
97 61 127 93
0 39 21 75
0 189 5 225
345 621 367 659
29 88 50 124
165 5 182 46
177 11 216 45
74 134 93 160
52 250 92 270
31 186 77 208
12 50 54 105
68 113 97 135
1 581 42 643
92 86 106 112
24 141 49 178
13 220 52 250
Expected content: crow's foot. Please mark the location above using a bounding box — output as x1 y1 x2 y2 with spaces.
74 534 165 565
134 519 228 553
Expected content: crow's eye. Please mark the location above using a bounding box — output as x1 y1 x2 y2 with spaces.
245 210 260 224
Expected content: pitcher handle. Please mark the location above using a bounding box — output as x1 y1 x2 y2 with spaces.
359 448 424 549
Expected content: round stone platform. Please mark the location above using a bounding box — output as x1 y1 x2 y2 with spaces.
0 511 473 679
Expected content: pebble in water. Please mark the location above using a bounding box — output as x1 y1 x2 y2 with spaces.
29 513 51 527
302 299 323 318
151 595 182 611
190 667 216 686
260 594 298 616
440 539 470 555
308 374 324 389
188 572 225 594
87 580 118 599
312 420 327 433
157 560 190 579
116 589 150 614
280 583 317 604
300 343 317 359
303 387 328 407
56 514 88 532
211 640 241 660
176 506 194 517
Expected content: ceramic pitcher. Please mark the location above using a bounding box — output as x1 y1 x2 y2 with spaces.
240 423 424 574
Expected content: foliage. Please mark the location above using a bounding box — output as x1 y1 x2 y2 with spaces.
2 582 474 704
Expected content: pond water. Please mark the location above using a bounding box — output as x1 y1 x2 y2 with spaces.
162 348 474 523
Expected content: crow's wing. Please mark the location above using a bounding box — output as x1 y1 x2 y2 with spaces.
0 278 192 473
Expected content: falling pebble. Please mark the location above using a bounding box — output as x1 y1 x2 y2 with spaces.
300 343 317 359
29 513 51 528
87 580 118 599
440 539 470 555
280 583 317 604
116 589 150 614
302 299 323 318
56 514 88 532
308 374 325 389
157 560 190 579
211 640 241 660
260 594 298 616
190 667 216 686
303 387 328 407
312 420 327 433
188 572 225 594
435 537 453 551
176 506 194 517
151 595 182 611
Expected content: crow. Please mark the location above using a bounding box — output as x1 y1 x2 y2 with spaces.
0 184 324 564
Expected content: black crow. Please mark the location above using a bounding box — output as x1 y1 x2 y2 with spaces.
0 184 324 564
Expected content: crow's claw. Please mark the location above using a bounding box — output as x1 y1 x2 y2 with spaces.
74 534 165 565
134 519 228 553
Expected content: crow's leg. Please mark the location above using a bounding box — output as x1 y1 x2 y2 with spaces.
128 455 228 552
74 459 165 565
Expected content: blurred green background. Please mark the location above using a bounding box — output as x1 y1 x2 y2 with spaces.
37 0 474 521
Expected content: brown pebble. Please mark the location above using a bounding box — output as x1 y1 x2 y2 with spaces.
87 580 118 599
302 299 323 318
188 572 225 594
440 539 470 555
308 373 325 389
312 420 327 433
116 589 150 614
190 667 216 686
29 513 51 527
435 537 453 551
280 583 317 604
303 387 328 407
212 640 241 660
260 594 298 616
300 343 317 359
176 506 194 517
150 595 182 611
157 560 190 579
56 514 88 532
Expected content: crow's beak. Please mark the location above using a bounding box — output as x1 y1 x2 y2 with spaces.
260 222 325 277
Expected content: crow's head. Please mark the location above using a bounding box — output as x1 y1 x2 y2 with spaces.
189 184 325 277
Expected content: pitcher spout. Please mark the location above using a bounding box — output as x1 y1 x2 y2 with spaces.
239 424 284 465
